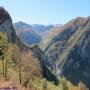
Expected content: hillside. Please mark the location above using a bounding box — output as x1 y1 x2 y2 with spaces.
31 24 54 34
43 16 90 88
0 7 62 90
40 24 62 50
14 22 42 45
0 7 90 90
0 7 16 43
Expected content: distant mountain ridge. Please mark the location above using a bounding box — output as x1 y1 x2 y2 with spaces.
40 24 63 50
13 22 62 45
31 24 54 33
13 22 42 45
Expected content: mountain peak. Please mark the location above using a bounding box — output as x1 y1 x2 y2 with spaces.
0 7 12 24
0 7 16 42
14 21 32 28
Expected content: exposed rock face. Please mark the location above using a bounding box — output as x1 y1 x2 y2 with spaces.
44 17 90 88
0 7 16 42
60 17 90 88
44 17 86 69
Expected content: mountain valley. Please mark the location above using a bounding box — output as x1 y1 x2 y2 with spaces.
0 7 90 90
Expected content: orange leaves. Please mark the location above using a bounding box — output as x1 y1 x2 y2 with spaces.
19 51 42 78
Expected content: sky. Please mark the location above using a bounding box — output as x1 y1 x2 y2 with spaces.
0 0 90 25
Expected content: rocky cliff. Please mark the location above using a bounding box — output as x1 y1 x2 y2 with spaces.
0 7 16 43
44 16 90 88
0 7 59 85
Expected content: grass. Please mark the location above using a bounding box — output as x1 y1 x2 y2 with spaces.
57 27 86 69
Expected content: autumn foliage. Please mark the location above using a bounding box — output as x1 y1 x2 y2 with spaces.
0 32 89 90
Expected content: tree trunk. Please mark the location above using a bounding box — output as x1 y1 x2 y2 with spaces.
19 65 22 84
2 59 5 77
5 56 7 80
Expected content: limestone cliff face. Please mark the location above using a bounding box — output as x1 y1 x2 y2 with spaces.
44 16 90 88
44 17 86 70
57 17 90 88
0 7 16 42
